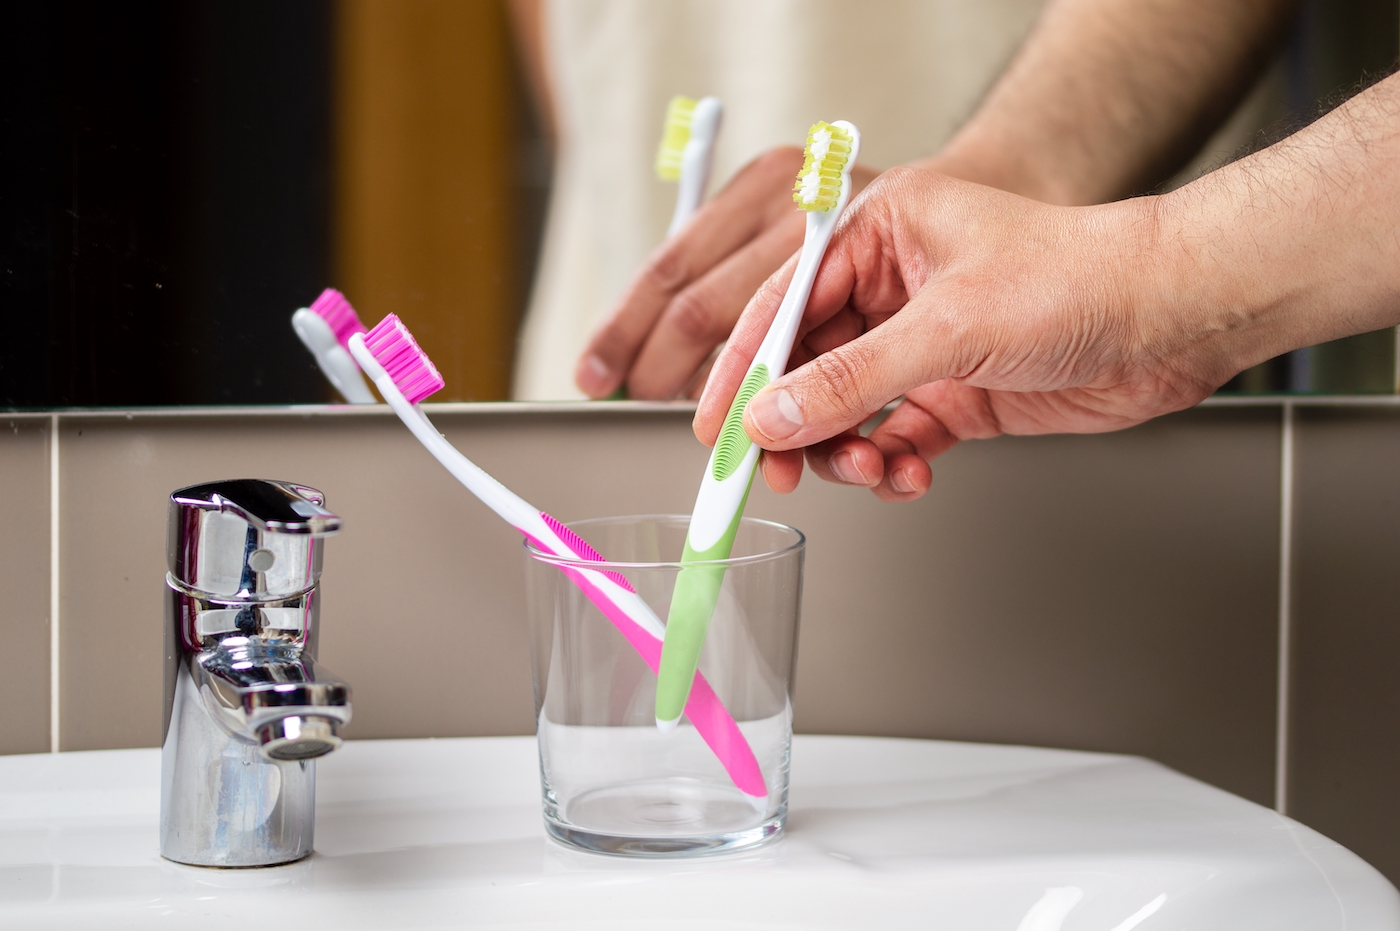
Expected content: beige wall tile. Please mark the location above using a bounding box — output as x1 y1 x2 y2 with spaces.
0 416 52 755
55 405 1280 810
1290 406 1400 884
754 405 1282 806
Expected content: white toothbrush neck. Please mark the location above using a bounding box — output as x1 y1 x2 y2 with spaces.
322 345 376 403
669 139 713 236
345 341 667 640
752 209 838 372
293 309 377 404
348 335 539 532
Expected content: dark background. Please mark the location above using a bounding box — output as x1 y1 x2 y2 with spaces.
1 0 333 407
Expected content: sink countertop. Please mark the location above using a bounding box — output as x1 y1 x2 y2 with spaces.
2 735 1397 929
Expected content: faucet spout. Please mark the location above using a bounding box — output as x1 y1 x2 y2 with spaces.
193 633 351 762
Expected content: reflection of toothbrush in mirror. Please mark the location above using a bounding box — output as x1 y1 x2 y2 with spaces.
656 121 861 732
656 95 723 236
292 288 377 403
347 315 767 803
605 95 724 402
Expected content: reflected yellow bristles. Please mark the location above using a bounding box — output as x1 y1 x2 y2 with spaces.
655 96 698 181
792 121 853 212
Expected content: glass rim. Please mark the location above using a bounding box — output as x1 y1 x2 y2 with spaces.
523 513 805 570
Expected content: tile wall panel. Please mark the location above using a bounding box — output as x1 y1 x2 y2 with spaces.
1290 406 1400 884
0 416 52 754
753 405 1283 806
54 405 1281 809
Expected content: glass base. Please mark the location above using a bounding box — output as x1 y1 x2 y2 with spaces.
544 779 784 857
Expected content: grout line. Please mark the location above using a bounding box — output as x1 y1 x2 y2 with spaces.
1394 326 1400 394
48 414 60 754
1275 401 1295 814
5 393 1400 423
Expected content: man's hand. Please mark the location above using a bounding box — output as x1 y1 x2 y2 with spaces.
697 74 1400 500
696 167 1219 501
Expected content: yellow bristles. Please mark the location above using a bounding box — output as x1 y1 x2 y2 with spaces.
655 96 698 181
792 121 853 212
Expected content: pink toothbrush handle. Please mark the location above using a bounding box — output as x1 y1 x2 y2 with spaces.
526 519 766 799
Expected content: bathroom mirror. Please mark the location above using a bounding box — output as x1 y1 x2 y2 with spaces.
1 0 1395 408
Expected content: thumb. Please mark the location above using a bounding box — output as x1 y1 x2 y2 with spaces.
742 305 965 450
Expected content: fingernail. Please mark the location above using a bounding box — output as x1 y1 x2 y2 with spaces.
890 468 915 494
578 354 610 392
749 388 803 440
830 451 866 485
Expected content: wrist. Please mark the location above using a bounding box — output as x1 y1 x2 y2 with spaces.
1126 187 1290 389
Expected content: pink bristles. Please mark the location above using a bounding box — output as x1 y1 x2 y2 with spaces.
363 314 446 404
309 288 368 348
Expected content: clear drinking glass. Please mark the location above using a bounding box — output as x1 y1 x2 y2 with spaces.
523 514 804 857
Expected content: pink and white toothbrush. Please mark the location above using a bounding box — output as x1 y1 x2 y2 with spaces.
347 315 767 803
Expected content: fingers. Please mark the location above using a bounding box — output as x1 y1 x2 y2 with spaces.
742 304 960 451
798 382 999 500
862 391 960 500
759 449 804 494
575 147 806 398
802 429 883 487
626 214 804 398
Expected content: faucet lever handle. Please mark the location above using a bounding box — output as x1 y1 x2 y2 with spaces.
169 480 341 597
172 479 342 535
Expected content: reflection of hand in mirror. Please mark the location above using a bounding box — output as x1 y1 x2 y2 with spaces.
574 148 878 400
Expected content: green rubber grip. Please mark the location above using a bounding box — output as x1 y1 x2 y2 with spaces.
712 365 768 481
655 475 755 724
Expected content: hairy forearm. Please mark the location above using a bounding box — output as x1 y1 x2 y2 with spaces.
1141 72 1400 379
927 0 1295 205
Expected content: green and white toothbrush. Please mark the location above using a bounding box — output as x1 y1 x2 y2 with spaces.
656 120 861 731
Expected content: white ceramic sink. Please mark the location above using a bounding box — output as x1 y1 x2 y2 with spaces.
2 735 1396 929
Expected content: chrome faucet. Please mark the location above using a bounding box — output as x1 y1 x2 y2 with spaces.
160 479 351 867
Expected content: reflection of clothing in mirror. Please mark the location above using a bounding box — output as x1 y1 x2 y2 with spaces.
511 0 1046 400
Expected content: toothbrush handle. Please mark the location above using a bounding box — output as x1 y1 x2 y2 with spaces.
655 375 764 724
655 472 754 726
654 213 833 725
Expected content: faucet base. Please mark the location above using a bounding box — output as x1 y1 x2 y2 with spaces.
160 662 318 868
159 851 312 870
